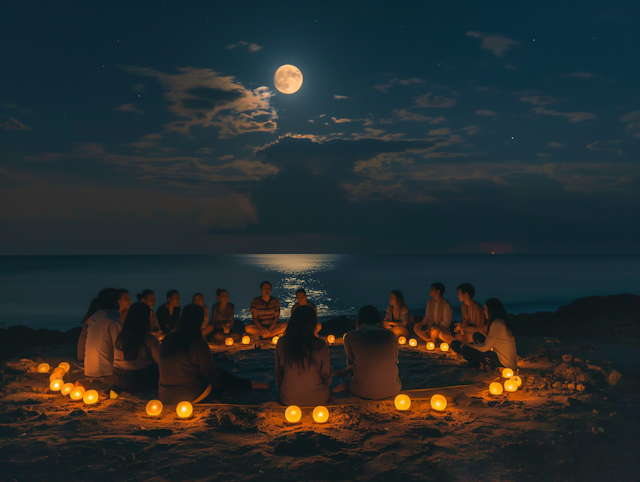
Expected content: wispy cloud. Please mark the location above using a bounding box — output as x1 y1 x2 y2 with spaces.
415 93 456 108
461 125 479 135
334 95 349 99
476 109 497 116
372 77 426 93
532 107 596 123
0 118 31 130
116 103 144 114
226 41 263 52
331 117 357 124
620 110 640 138
373 84 392 93
587 141 623 155
549 142 565 147
520 96 558 105
428 127 451 136
466 31 522 57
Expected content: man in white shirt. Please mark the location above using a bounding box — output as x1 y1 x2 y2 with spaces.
84 288 122 377
414 283 453 343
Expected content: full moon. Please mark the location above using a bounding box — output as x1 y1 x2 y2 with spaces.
274 64 303 94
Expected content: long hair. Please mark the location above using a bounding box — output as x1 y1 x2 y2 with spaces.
116 302 151 361
81 297 100 325
280 305 319 370
391 290 408 311
485 298 514 336
137 289 154 302
160 304 205 358
357 305 382 327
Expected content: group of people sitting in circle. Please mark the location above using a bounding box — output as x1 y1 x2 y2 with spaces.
77 281 517 407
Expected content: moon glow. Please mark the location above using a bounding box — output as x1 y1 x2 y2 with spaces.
274 64 303 94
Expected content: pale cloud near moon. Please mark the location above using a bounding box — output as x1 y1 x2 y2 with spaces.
466 31 522 57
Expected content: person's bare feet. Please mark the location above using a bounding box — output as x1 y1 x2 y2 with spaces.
332 382 349 394
251 381 270 390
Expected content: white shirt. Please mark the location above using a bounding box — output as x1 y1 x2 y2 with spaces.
84 309 122 377
472 319 517 370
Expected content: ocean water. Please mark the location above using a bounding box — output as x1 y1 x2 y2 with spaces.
0 254 639 331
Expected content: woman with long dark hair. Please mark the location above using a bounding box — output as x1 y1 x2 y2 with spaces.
112 302 161 393
449 298 517 371
383 290 412 338
202 288 241 343
158 304 269 404
77 297 100 361
275 305 332 406
137 289 163 339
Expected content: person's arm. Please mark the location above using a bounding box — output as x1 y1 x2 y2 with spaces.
443 302 453 327
398 307 411 327
471 321 501 352
383 306 396 327
319 343 333 387
77 323 88 361
250 300 265 331
268 299 281 331
195 341 224 390
275 344 284 388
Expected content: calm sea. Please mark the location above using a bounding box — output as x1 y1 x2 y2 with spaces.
1 255 639 331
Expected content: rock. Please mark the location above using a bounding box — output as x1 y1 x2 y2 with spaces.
553 381 562 388
562 354 573 363
568 383 576 390
608 370 622 386
577 384 585 392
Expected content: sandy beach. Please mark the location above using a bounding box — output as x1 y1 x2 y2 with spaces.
1 294 639 481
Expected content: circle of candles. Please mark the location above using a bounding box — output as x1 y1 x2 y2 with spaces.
394 394 411 410
327 335 335 344
70 386 85 401
504 379 518 392
176 401 193 418
146 400 163 416
225 337 234 347
512 375 522 387
83 389 99 405
38 363 50 373
409 338 417 347
440 343 449 352
430 394 447 411
50 370 65 382
242 335 251 345
58 362 71 373
398 336 407 345
272 336 279 344
285 405 301 423
313 406 329 423
426 342 435 351
61 382 74 395
502 368 514 378
49 379 63 391
489 382 504 395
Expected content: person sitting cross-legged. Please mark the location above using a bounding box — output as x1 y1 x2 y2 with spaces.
245 281 287 338
290 288 322 335
382 290 412 338
439 283 485 345
414 282 453 343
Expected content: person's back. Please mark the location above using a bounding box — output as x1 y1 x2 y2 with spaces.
84 288 122 377
345 328 401 400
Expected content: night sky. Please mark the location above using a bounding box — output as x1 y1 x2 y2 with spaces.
1 1 638 254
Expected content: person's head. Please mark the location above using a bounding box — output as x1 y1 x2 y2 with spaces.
82 297 100 324
118 289 131 312
136 289 156 309
117 302 151 361
430 282 445 300
216 288 229 304
260 281 272 298
295 288 307 303
389 290 407 309
281 305 319 369
97 288 120 311
166 290 180 307
160 303 205 358
357 305 382 328
192 293 205 306
457 283 475 303
484 298 514 335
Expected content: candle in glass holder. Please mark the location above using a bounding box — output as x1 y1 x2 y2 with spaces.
38 363 50 373
504 379 518 392
398 336 407 345
409 338 417 347
58 362 71 373
327 335 335 344
242 335 251 345
83 389 99 405
489 382 504 395
225 337 234 347
176 401 193 418
394 394 411 410
50 368 65 381
272 336 279 344
146 400 163 416
70 386 85 401
440 343 449 352
426 342 435 351
285 405 301 423
501 368 514 378
512 375 522 387
50 379 63 391
313 406 329 423
61 382 74 395
430 394 447 411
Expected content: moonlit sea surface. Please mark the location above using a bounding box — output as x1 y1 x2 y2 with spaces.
1 255 639 331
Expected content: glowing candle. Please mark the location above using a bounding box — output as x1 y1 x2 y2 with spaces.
242 335 251 345
49 379 63 391
440 343 449 352
61 382 74 395
409 338 417 347
426 342 435 351
272 336 279 344
502 368 514 378
38 363 50 373
512 375 522 387
394 394 411 410
285 405 301 423
146 400 163 416
83 389 99 405
225 337 234 347
313 406 329 423
70 386 85 400
489 382 504 395
504 380 518 392
176 401 193 418
58 362 71 373
398 336 407 345
430 394 447 411
327 335 335 344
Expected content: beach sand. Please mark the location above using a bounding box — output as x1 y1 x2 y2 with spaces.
1 331 639 482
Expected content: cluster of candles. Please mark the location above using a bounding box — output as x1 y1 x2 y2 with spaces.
395 337 449 352
488 368 522 395
39 362 99 405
